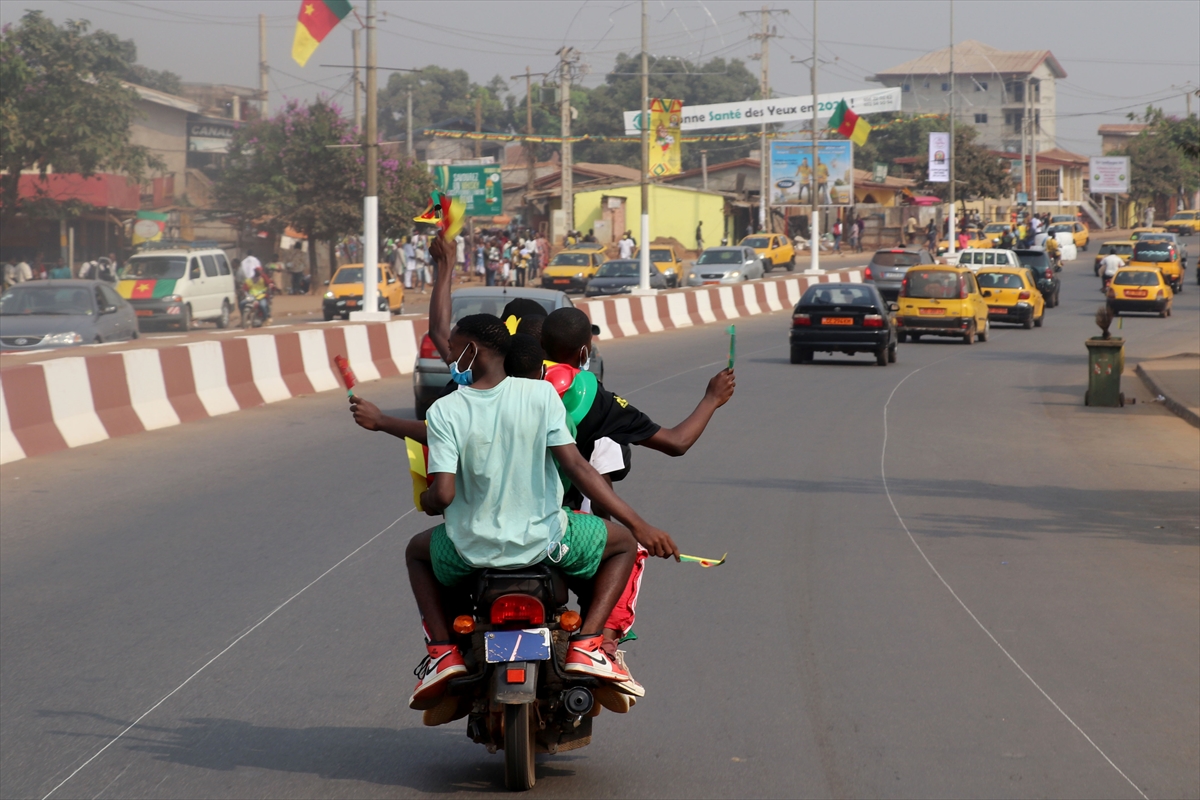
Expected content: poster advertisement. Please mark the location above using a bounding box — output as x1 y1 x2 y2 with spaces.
649 98 682 177
769 140 854 206
432 164 502 216
1089 156 1130 193
131 210 168 245
928 132 950 182
623 87 901 134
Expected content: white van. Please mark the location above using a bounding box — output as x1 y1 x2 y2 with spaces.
956 248 1021 271
118 244 238 330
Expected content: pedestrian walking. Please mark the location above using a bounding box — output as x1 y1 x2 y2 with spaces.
925 220 937 252
904 216 918 246
832 220 843 254
618 231 634 259
695 220 704 252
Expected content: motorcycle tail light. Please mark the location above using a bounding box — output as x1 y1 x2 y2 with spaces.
1019 291 1031 300
453 615 475 634
418 333 439 359
863 314 884 328
792 313 811 326
559 610 582 632
490 593 545 625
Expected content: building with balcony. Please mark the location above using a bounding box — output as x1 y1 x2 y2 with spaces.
868 40 1065 154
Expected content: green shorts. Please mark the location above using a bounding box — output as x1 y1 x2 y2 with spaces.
429 511 608 587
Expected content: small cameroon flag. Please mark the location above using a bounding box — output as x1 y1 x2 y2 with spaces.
292 0 352 67
828 99 871 147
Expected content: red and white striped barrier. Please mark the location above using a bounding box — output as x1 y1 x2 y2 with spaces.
0 270 859 464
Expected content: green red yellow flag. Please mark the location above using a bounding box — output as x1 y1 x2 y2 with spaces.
828 99 870 147
117 279 177 300
292 0 352 67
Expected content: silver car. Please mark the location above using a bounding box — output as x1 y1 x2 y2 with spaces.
686 247 766 286
1 280 139 351
412 287 603 419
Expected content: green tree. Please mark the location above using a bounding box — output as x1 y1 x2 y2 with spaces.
217 98 433 282
1116 106 1199 212
378 66 510 140
0 11 163 228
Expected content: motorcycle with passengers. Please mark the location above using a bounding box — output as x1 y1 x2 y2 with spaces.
420 564 625 791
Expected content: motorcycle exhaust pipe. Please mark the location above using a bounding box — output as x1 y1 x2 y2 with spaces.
562 687 593 717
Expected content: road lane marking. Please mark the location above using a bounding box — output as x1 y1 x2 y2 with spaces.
880 364 1149 800
40 508 416 800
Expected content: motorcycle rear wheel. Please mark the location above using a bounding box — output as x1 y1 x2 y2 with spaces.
503 703 536 790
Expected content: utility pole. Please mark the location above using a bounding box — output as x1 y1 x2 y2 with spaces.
558 47 578 242
258 14 269 117
351 28 361 131
701 150 709 191
1031 80 1038 219
351 0 386 322
947 0 956 256
1020 78 1028 200
743 5 786 233
638 0 651 290
406 89 413 160
809 0 819 272
474 93 483 158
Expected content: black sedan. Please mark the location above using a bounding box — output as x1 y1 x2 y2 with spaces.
584 259 668 297
1 280 139 351
789 283 898 366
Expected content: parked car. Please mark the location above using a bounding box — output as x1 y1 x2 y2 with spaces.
740 233 795 271
640 247 684 288
584 259 667 296
322 262 404 320
1 280 138 350
1093 241 1135 275
541 248 605 293
412 287 603 419
118 245 237 330
895 265 990 344
789 282 898 366
1163 210 1200 236
1012 249 1062 307
862 247 936 299
686 247 765 286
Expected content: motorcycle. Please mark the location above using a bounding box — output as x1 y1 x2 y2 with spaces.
240 294 268 328
423 564 623 791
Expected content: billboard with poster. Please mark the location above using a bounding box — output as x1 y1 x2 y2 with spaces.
432 164 502 216
1089 156 1130 193
769 140 854 206
928 132 950 182
649 98 682 177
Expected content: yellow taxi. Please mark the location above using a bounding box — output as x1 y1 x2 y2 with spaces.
540 246 606 293
1164 210 1200 236
895 265 991 344
640 246 684 288
739 233 795 272
1128 226 1167 241
1047 221 1089 250
322 263 404 320
967 222 1010 249
976 267 1045 329
1107 266 1173 317
1128 239 1185 292
1092 240 1134 275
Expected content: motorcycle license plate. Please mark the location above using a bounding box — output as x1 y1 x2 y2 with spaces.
485 628 552 663
919 307 947 315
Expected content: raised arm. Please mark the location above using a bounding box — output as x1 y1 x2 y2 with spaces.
427 236 456 363
348 395 428 444
638 368 735 457
551 443 679 559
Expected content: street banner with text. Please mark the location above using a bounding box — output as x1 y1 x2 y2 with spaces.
649 98 683 176
623 87 901 134
928 132 950 182
1089 156 1130 193
433 165 502 216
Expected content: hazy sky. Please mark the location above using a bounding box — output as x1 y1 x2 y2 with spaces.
4 0 1198 154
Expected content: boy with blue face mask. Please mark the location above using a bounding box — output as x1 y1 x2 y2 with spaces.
405 312 678 708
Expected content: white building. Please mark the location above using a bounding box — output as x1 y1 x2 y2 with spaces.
868 40 1066 154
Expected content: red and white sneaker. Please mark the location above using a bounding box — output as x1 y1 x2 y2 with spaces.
564 634 645 697
409 643 467 710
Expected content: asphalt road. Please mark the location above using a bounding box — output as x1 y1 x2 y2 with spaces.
2 243 1198 799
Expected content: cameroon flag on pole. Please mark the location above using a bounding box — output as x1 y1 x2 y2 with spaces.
292 0 352 67
828 99 871 147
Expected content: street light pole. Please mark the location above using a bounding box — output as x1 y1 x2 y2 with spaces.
638 0 651 291
809 0 819 273
947 0 956 257
351 0 387 321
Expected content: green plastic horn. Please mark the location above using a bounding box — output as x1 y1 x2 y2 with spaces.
561 369 598 426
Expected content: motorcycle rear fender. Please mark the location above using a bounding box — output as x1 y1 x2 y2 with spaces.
491 661 537 704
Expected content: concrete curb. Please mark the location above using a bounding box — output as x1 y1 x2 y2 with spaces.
1134 363 1200 429
0 269 860 464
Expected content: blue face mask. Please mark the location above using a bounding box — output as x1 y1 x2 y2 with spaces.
450 343 478 386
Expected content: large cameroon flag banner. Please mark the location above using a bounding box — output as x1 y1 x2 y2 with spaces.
292 0 352 67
